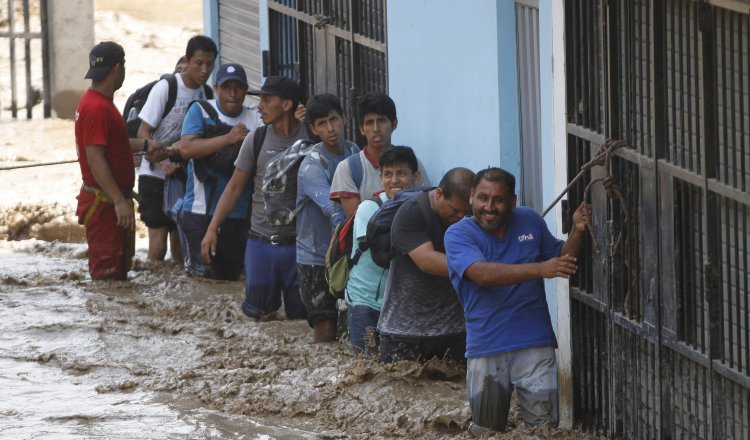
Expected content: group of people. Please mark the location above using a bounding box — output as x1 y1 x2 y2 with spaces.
74 36 590 435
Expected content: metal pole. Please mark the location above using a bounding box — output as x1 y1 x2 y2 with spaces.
23 0 32 119
40 0 50 117
8 0 18 118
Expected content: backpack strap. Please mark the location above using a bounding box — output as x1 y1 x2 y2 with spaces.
193 99 220 124
251 125 268 179
202 83 214 99
162 74 178 120
350 195 383 267
348 153 363 190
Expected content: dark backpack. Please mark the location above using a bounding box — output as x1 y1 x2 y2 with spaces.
122 74 213 138
189 100 265 215
325 196 383 299
191 100 260 183
366 188 431 268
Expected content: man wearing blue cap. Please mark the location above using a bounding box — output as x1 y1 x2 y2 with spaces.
175 63 261 279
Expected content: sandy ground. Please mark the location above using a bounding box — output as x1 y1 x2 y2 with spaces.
0 2 602 438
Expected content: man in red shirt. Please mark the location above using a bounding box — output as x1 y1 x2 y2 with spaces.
75 41 163 280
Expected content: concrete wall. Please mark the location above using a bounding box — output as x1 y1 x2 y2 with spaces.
47 0 94 119
386 0 521 182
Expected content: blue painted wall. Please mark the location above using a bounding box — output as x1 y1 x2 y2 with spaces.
386 0 521 183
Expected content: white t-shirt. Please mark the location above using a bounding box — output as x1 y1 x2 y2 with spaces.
329 147 431 202
137 73 209 179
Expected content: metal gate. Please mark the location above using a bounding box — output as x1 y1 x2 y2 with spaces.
0 0 51 119
565 0 749 438
265 0 387 144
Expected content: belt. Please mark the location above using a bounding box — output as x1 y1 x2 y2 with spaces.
247 231 296 246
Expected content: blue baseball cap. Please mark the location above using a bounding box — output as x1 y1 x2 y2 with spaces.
216 63 248 86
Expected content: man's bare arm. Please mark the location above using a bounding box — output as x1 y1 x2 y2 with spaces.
201 167 251 262
85 145 134 230
340 197 360 218
464 256 578 287
179 123 248 160
408 241 449 277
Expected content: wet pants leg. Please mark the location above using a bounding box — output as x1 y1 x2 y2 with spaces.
466 346 558 433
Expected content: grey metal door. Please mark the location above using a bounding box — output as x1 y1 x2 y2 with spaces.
515 0 542 212
565 0 750 438
217 0 263 92
266 0 387 144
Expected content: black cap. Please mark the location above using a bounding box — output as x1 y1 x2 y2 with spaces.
84 41 125 81
247 75 300 102
216 63 248 86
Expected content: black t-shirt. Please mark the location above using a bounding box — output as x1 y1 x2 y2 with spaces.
377 192 466 337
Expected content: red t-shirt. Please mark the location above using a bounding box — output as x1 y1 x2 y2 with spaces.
75 89 134 193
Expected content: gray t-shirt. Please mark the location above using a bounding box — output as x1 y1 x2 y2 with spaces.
377 192 466 338
234 121 311 237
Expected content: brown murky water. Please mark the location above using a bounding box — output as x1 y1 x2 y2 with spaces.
0 230 604 439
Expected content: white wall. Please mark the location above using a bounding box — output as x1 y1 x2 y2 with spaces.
47 0 94 119
386 0 521 182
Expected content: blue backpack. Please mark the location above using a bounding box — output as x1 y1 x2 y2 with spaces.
365 188 430 268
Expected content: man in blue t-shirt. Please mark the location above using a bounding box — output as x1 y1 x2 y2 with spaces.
444 167 589 434
295 93 358 342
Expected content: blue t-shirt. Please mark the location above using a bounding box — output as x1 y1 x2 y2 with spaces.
180 100 258 218
345 192 389 310
444 207 564 358
295 141 359 265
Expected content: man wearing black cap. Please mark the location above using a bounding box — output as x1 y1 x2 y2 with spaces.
202 75 310 321
74 41 164 280
175 63 261 280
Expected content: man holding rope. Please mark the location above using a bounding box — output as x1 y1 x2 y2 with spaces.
75 41 164 280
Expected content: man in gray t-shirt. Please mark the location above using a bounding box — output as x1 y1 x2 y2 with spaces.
201 76 309 320
377 167 475 363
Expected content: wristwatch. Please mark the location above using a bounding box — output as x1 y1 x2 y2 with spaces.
142 139 149 153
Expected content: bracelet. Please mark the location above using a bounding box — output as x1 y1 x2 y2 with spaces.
142 139 149 153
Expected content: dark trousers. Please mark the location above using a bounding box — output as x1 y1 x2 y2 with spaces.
297 263 337 327
178 210 245 280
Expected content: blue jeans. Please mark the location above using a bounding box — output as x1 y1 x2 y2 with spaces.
347 304 380 353
242 237 307 320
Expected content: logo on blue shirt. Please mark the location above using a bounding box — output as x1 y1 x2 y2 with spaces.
517 233 534 243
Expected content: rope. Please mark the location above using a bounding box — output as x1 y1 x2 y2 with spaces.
0 151 149 171
542 139 628 254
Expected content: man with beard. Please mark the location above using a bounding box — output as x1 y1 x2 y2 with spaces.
444 167 589 435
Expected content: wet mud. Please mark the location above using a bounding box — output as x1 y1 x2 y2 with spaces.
0 236 603 439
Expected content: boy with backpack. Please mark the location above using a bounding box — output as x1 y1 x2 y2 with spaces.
202 76 310 321
376 167 475 363
135 35 217 263
329 92 430 217
295 94 359 342
176 63 261 280
343 147 421 353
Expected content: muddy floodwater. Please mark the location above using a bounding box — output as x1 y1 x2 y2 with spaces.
0 230 604 439
0 237 474 439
